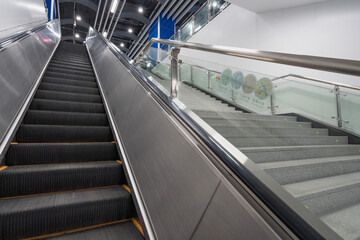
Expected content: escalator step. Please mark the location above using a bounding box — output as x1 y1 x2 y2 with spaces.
46 67 94 77
45 71 95 82
47 221 143 240
35 90 102 103
24 110 108 126
16 125 113 143
49 62 92 71
43 76 97 88
30 99 105 113
51 59 91 68
0 161 123 198
5 142 119 165
0 187 134 240
39 82 99 95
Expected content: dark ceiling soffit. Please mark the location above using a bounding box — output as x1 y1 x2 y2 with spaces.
59 0 150 25
112 30 139 40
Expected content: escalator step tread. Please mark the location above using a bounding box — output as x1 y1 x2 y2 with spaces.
45 71 95 81
0 161 124 197
0 187 134 240
45 221 144 240
35 89 102 103
39 82 99 95
16 125 113 143
5 142 119 165
24 110 108 126
46 67 94 77
30 98 105 113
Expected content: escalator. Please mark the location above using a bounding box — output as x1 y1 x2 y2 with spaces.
0 41 144 239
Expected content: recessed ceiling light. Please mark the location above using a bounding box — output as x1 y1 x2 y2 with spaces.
212 2 218 7
75 33 80 38
128 28 133 33
76 15 81 21
138 7 143 13
120 43 125 47
110 0 119 13
103 31 108 37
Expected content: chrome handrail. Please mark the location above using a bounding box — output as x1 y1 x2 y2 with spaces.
138 38 360 77
0 19 59 50
274 73 360 91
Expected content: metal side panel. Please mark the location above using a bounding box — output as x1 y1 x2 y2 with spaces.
87 34 282 240
0 21 60 157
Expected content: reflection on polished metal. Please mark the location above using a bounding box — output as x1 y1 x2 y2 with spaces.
51 0 55 20
170 47 180 97
0 20 61 162
94 0 102 29
109 0 126 40
98 0 108 31
56 0 61 20
139 38 360 77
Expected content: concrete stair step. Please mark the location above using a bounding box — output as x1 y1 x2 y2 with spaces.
320 202 360 240
227 135 347 147
239 145 360 163
260 155 360 185
206 119 312 128
214 126 328 137
284 172 360 215
193 110 297 122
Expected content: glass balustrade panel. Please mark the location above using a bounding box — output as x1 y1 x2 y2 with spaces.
339 89 360 135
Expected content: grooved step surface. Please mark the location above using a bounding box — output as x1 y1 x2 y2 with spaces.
0 187 134 240
39 82 99 95
0 161 123 197
24 110 108 126
42 76 98 88
30 98 105 113
35 89 102 103
45 221 143 240
5 142 119 165
17 125 113 143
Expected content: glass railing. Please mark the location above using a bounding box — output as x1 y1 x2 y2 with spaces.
136 39 360 240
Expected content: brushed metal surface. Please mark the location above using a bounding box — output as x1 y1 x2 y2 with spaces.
0 21 60 150
87 31 284 240
191 183 280 240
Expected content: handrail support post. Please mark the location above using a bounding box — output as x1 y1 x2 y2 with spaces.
170 47 180 98
334 85 343 128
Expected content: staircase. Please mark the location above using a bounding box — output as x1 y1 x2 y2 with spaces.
0 41 144 240
177 85 360 240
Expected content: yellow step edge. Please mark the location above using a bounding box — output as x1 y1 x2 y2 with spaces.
116 160 123 164
0 166 8 171
122 184 131 193
22 218 131 240
10 142 18 144
132 217 144 237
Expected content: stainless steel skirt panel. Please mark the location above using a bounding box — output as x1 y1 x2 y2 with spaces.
0 21 61 147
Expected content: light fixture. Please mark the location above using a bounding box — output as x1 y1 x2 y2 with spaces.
75 33 80 38
138 7 143 13
128 28 133 33
120 43 125 47
212 1 218 7
147 62 151 67
103 31 108 37
73 22 76 26
110 0 119 13
76 15 81 21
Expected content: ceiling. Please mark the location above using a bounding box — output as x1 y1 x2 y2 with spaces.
227 0 328 13
59 0 206 57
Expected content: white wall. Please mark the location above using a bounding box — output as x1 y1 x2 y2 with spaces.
181 0 360 86
0 0 47 40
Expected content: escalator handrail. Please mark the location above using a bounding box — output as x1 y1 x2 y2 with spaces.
87 28 341 240
138 38 360 77
0 19 59 51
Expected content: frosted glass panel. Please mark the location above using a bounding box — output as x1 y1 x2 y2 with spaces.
194 5 208 33
340 91 360 135
274 80 338 125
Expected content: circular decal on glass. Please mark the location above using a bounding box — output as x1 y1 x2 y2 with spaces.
231 71 243 89
255 77 273 100
221 68 232 85
242 74 257 94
